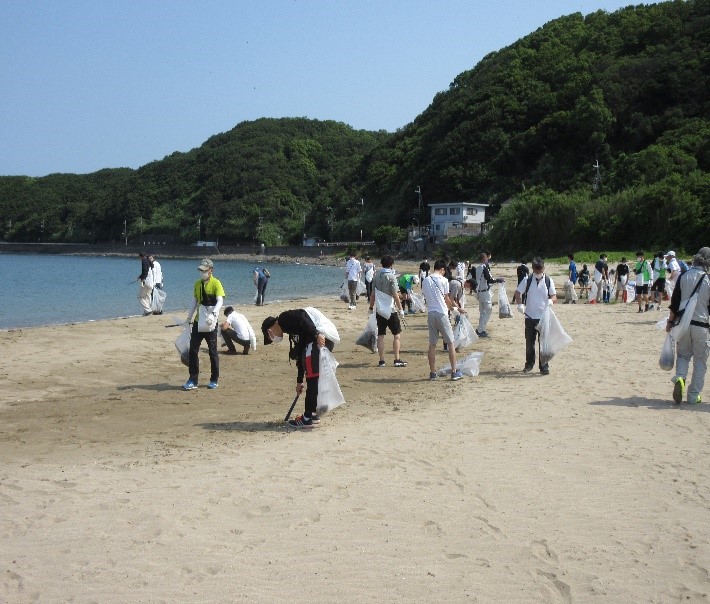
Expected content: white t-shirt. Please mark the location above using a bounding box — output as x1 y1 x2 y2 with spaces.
515 273 556 320
422 273 450 314
345 258 362 281
150 261 163 286
225 312 250 340
667 258 681 285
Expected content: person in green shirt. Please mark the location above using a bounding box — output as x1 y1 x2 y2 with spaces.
634 251 652 313
182 258 225 390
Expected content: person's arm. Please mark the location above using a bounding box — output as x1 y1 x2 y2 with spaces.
187 298 198 323
213 296 223 317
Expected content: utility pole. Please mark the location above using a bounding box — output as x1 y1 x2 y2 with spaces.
593 159 602 192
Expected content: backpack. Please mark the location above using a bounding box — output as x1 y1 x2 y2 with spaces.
522 274 551 304
263 268 271 278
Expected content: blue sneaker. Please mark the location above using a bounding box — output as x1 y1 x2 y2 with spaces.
182 379 197 391
207 381 218 389
451 370 463 381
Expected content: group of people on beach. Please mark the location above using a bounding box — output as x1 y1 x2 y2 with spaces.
171 243 710 429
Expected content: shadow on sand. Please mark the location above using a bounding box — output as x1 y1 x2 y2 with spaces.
589 396 709 412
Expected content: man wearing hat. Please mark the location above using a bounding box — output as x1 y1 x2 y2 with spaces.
665 251 681 297
182 258 225 391
665 247 710 405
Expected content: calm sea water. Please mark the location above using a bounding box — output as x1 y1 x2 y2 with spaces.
1 254 345 330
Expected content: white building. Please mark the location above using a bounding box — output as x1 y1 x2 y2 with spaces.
429 202 489 243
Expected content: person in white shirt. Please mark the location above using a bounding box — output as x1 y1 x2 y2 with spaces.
148 254 163 289
665 250 681 298
220 306 252 355
148 254 164 314
512 257 557 375
345 252 362 310
421 259 465 381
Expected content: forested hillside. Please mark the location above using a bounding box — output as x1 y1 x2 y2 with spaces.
0 0 707 253
0 119 389 245
359 0 709 254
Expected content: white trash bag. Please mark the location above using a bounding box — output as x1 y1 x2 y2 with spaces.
317 347 346 414
410 292 426 313
537 307 573 365
174 323 191 367
437 352 484 377
453 314 478 351
304 307 341 343
339 282 350 303
151 287 167 313
659 332 674 371
356 279 367 296
375 289 395 319
498 283 513 318
355 312 378 353
589 281 598 300
626 281 636 303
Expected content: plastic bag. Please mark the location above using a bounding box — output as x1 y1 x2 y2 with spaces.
498 283 513 318
355 312 378 353
317 347 346 414
626 281 636 303
356 279 367 296
151 287 167 313
339 282 350 303
410 292 426 313
659 332 674 371
671 290 701 341
453 314 478 351
589 281 598 300
437 351 484 377
198 305 217 332
174 323 191 367
375 289 395 319
304 307 341 343
537 307 572 365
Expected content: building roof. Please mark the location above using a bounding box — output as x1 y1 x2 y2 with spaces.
428 201 490 208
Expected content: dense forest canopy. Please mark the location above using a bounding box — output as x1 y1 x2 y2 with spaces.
0 0 707 254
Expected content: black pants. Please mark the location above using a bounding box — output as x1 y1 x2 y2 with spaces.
524 317 549 371
256 277 268 305
222 328 250 353
189 322 219 383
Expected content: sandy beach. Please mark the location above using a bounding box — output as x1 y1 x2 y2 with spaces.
1 262 708 603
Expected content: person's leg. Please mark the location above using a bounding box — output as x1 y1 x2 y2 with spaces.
524 318 537 370
376 314 387 363
478 290 492 332
234 335 251 354
188 322 202 382
393 333 401 359
221 328 238 353
304 376 318 417
259 277 268 305
377 335 386 363
206 329 219 383
428 343 437 373
686 327 708 403
138 283 153 314
348 280 358 306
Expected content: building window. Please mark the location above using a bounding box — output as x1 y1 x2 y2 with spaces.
466 208 478 216
449 207 460 215
434 208 447 216
435 224 441 231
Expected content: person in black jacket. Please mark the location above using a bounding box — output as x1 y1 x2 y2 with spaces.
262 310 333 428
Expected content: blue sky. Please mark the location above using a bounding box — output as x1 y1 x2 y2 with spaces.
1 0 650 177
